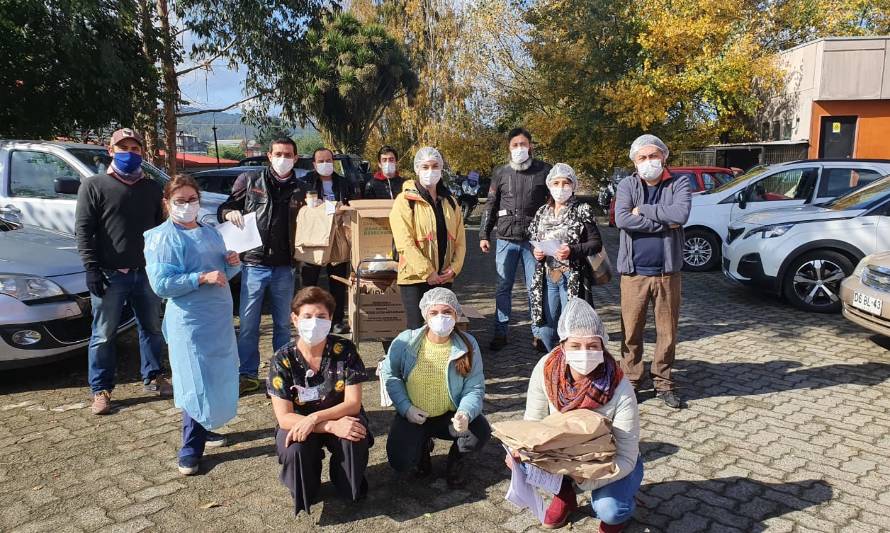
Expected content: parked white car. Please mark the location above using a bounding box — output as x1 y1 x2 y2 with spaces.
0 141 226 234
722 176 890 313
682 159 890 271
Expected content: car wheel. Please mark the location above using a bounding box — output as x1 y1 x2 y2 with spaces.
782 250 853 313
682 230 719 271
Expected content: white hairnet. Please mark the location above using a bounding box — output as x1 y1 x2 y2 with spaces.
419 287 462 318
629 134 669 161
546 163 578 189
413 146 444 174
557 298 608 342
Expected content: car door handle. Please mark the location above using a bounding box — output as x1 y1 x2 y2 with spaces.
860 222 875 226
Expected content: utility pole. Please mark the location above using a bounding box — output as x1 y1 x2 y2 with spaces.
212 124 220 169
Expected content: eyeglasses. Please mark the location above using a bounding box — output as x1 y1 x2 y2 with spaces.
171 199 199 207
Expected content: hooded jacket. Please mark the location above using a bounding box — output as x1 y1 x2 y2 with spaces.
364 171 404 199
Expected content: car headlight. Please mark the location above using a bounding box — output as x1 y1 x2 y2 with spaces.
0 274 65 302
743 223 794 240
852 254 874 278
200 212 218 226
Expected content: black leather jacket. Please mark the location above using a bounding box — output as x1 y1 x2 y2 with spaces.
302 171 354 204
480 159 552 241
218 168 308 266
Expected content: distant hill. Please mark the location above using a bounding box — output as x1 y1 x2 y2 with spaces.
176 108 312 142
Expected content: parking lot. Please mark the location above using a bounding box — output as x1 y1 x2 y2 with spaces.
2 226 890 533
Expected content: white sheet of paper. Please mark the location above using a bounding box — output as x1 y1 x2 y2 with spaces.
523 463 563 495
376 361 393 407
216 212 262 253
505 452 545 523
325 200 337 215
530 239 561 257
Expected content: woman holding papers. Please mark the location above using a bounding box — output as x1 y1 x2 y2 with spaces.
512 299 641 531
528 163 603 351
143 175 241 476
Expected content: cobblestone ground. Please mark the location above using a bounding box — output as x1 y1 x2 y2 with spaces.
3 225 890 533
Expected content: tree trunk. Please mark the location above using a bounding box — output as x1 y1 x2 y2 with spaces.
157 0 178 175
137 0 160 164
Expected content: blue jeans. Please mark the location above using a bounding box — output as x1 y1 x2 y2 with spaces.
539 271 569 352
88 269 164 393
591 457 644 525
494 239 539 337
180 410 207 460
238 265 294 378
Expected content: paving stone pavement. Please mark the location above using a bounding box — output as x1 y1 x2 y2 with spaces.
2 225 890 532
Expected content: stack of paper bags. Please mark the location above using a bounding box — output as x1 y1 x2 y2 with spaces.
294 202 350 266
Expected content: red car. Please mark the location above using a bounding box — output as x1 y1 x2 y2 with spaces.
608 166 735 226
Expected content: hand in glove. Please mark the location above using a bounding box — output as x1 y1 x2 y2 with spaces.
451 411 470 434
86 269 108 297
406 405 429 425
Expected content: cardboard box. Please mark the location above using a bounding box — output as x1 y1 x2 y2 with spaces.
456 305 485 332
336 274 406 341
341 200 396 270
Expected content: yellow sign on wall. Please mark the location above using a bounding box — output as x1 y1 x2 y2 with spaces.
832 122 841 134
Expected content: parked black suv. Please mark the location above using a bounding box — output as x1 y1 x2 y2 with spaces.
236 154 371 198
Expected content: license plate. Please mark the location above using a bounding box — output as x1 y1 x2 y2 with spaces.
852 291 883 316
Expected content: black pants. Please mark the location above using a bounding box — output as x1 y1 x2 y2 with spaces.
301 262 349 324
386 412 491 472
275 420 372 514
399 282 453 330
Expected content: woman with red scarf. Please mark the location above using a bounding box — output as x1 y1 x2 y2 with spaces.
511 298 642 531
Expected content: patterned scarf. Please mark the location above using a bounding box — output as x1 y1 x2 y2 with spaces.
544 345 623 412
107 161 144 184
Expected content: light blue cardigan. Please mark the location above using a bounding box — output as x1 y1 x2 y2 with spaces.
380 327 485 420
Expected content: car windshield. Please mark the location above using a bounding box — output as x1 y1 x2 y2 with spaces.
705 164 769 194
68 148 171 186
823 175 890 211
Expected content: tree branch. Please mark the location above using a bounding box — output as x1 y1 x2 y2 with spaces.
174 93 265 117
175 41 235 77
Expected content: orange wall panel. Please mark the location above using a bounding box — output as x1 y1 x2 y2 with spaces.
809 100 890 158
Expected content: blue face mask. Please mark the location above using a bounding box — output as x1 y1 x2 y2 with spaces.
113 152 143 174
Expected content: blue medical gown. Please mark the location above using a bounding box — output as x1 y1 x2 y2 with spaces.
144 220 241 429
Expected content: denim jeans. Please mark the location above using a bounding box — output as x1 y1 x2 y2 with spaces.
237 265 294 378
494 239 539 337
590 457 644 525
539 271 569 352
87 269 165 393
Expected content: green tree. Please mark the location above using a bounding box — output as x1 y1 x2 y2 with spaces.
209 145 246 161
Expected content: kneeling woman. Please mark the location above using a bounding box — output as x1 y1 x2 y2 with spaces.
516 298 641 532
267 287 372 513
381 287 489 488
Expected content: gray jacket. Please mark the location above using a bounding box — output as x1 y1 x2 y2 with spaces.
615 172 691 274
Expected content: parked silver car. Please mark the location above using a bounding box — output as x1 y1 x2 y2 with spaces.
0 218 134 369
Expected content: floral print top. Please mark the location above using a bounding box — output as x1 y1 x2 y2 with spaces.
266 336 368 415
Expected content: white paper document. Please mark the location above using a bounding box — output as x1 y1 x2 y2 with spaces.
216 212 262 253
325 200 337 215
523 463 563 494
504 450 545 523
530 239 561 257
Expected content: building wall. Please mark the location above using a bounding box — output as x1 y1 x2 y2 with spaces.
808 100 890 158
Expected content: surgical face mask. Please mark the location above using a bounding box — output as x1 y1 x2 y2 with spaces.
636 159 663 182
298 317 331 346
428 314 456 336
113 152 142 174
549 185 573 204
418 168 442 187
270 156 295 177
169 200 199 224
565 349 604 375
381 162 397 177
316 162 334 177
510 146 529 164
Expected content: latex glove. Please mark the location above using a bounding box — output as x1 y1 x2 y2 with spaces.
451 411 470 434
85 269 108 297
406 405 429 425
225 210 244 228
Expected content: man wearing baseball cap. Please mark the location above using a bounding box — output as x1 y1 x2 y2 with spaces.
75 128 170 415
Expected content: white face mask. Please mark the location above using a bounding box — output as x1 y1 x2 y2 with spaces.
316 162 334 177
169 201 199 224
418 168 442 187
549 186 573 204
428 314 456 336
381 162 397 177
636 159 663 182
510 147 530 164
298 317 331 346
270 156 295 177
565 349 604 375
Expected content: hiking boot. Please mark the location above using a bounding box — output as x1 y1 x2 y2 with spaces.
332 322 351 335
657 390 683 409
144 375 173 396
239 375 261 397
446 442 467 489
178 455 200 476
543 478 577 529
415 438 434 478
91 390 112 415
205 432 227 448
532 337 548 353
489 335 508 351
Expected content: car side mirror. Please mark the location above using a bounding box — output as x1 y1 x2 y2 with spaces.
360 161 370 174
54 177 80 195
736 190 747 209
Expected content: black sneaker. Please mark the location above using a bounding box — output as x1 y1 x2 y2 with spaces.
332 322 351 335
205 432 227 448
657 390 683 409
178 455 200 476
489 336 508 351
446 442 467 489
532 338 548 353
415 438 433 478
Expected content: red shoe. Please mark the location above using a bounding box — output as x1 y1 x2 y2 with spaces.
598 521 627 533
543 478 577 529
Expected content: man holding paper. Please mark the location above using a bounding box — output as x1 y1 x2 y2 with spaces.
219 138 308 396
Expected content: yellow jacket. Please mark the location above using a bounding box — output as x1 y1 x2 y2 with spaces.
390 180 466 285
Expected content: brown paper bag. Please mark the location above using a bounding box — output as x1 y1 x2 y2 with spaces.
294 203 350 266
